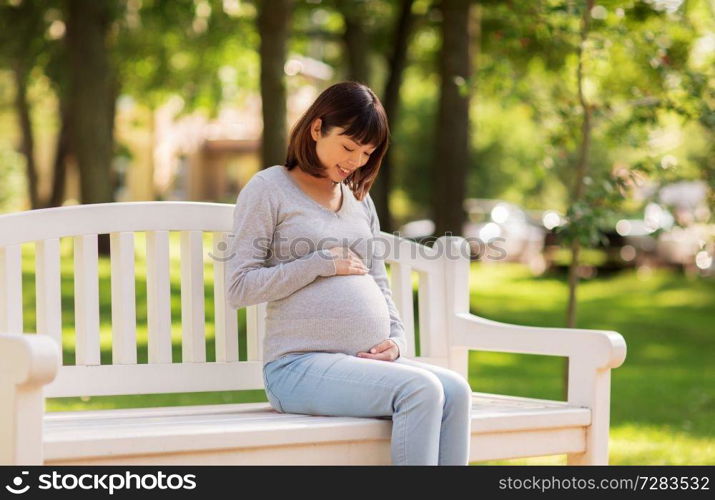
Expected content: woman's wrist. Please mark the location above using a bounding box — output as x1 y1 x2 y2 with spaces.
387 338 400 358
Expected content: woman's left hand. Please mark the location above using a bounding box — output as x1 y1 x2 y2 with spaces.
357 339 399 361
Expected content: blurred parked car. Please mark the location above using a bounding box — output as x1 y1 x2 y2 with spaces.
607 181 713 273
397 198 553 275
461 198 550 273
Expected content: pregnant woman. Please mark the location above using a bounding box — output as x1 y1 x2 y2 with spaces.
226 81 472 465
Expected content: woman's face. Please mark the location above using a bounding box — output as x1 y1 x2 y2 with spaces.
310 118 377 182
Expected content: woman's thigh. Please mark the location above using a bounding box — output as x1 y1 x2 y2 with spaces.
392 356 473 401
263 352 446 417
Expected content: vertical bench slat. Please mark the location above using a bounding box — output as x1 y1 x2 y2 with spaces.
73 235 100 366
180 231 206 363
390 261 415 358
0 244 23 334
146 230 173 364
212 232 238 362
246 302 266 362
418 270 448 358
109 232 137 365
35 238 62 348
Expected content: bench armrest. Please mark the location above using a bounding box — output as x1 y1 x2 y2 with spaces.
0 333 61 464
0 333 60 387
451 312 627 370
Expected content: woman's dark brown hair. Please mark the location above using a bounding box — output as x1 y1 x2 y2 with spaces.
284 81 390 202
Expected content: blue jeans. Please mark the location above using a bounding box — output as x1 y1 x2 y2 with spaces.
262 351 472 465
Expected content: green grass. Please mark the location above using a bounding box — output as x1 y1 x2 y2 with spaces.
16 237 715 465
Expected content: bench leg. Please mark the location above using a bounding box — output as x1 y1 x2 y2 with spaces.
567 363 613 465
0 385 45 464
566 431 609 465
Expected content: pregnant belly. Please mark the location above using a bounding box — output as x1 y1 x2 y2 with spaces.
264 274 392 355
270 274 391 321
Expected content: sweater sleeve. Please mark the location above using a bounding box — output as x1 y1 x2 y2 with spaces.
225 174 337 310
364 194 408 358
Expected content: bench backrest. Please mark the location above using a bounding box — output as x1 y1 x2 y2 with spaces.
0 201 459 398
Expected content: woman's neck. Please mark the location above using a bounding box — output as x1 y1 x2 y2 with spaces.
292 166 341 194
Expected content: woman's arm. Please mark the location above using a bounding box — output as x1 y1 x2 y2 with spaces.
365 194 408 358
225 175 336 309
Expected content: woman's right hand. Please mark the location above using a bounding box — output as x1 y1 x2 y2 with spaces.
327 246 369 275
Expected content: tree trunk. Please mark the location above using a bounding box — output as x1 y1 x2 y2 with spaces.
433 0 471 238
108 73 121 197
65 0 116 205
12 61 40 210
339 0 371 85
566 0 594 329
373 0 418 233
258 0 292 169
48 94 71 208
566 240 582 327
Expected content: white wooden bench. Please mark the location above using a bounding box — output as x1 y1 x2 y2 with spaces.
0 201 626 465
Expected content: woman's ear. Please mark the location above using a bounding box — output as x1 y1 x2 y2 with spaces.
310 118 322 141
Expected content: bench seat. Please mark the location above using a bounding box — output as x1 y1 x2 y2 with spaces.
44 392 591 465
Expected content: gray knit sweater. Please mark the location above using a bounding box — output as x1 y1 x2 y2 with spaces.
225 164 407 366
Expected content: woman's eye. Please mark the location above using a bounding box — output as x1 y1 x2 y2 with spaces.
344 145 372 156
343 146 372 156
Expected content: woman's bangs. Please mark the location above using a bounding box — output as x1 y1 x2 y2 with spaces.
340 108 387 148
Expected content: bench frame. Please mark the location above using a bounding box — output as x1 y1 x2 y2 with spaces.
0 201 626 465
